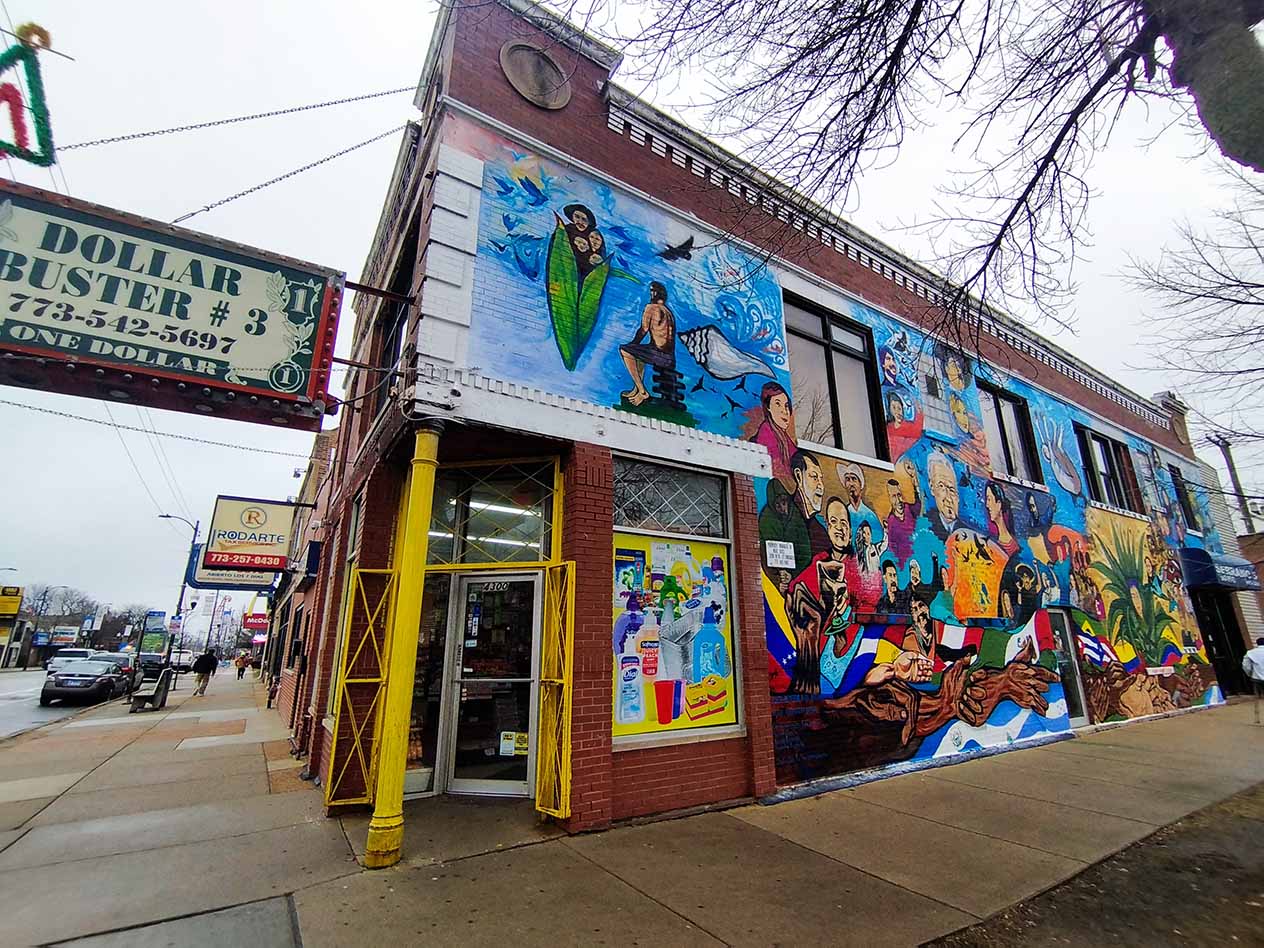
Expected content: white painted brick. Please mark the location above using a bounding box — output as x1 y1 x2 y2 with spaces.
429 206 479 254
433 175 472 217
414 315 464 364
422 243 473 289
419 276 473 326
436 143 484 188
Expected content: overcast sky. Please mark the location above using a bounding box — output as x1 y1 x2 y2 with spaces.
1 1 1258 625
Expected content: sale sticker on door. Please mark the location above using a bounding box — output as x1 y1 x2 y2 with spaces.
0 181 343 430
203 495 297 570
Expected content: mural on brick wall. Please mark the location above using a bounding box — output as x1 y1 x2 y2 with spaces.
446 116 791 439
756 298 1223 786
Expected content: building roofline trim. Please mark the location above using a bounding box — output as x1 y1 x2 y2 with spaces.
604 88 1170 432
493 0 624 71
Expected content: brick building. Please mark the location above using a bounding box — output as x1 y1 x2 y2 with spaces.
282 0 1260 846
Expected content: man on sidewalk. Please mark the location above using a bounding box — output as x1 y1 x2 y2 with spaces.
1242 636 1264 723
191 648 217 696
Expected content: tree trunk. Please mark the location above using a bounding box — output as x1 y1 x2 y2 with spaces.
1154 0 1264 173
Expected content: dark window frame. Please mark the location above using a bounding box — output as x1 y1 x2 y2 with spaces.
1168 464 1203 532
1075 425 1144 513
783 294 889 460
977 381 1042 483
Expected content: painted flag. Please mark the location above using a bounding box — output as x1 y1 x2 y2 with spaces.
832 623 908 697
1114 639 1144 674
1076 630 1118 668
1159 642 1184 666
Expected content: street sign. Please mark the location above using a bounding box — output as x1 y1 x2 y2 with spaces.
51 625 78 645
32 629 49 646
203 495 296 571
143 610 166 632
185 543 277 590
0 180 343 430
0 585 21 616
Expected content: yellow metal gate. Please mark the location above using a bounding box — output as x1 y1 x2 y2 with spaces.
324 568 396 807
534 561 575 818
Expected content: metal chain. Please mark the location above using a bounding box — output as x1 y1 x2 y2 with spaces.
61 86 414 151
172 124 406 224
0 397 313 457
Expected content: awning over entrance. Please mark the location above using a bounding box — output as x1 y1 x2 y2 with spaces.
1180 548 1262 591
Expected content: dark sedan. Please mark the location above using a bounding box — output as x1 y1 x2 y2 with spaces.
88 652 143 692
40 660 129 706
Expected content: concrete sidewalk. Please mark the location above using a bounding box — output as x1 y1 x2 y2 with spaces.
1 681 1261 947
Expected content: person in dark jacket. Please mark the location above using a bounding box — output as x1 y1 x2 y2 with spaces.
191 649 217 696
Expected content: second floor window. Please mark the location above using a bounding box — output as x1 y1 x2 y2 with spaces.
1169 465 1202 532
1075 425 1143 513
784 297 885 459
978 383 1041 483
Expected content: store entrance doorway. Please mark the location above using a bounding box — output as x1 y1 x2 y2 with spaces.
1191 590 1248 696
405 571 542 798
1046 609 1090 727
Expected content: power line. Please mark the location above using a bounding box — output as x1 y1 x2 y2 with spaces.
61 85 414 151
135 405 195 521
0 397 314 457
101 402 171 521
173 123 406 224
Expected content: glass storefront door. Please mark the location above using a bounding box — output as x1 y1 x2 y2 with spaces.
404 575 454 795
445 574 541 795
1047 609 1089 727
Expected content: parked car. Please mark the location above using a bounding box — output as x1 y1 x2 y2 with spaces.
138 652 166 681
171 649 195 672
44 647 94 674
88 652 143 692
40 660 128 706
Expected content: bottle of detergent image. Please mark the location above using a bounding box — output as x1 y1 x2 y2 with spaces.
617 637 644 724
637 611 660 679
692 606 730 680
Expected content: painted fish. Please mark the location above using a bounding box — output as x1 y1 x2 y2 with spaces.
679 325 776 380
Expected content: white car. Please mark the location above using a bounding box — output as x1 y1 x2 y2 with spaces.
172 649 196 672
45 647 94 675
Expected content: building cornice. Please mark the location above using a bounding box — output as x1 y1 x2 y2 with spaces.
604 86 1172 433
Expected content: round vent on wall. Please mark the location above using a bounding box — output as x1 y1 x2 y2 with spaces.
499 41 572 110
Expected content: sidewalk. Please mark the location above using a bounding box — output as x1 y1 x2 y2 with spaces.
0 678 1261 947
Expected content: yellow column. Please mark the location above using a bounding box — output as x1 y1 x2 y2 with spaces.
364 421 443 868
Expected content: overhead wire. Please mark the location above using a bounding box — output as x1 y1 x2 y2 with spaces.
101 402 178 528
135 405 195 521
172 123 406 224
60 84 414 150
0 397 315 457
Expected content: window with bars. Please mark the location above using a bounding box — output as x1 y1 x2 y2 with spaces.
1075 425 1144 513
613 457 727 538
920 351 954 435
427 460 555 564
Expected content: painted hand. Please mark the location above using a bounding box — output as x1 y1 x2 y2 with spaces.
893 650 933 683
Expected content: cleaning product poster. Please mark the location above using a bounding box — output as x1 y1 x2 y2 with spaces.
612 532 737 738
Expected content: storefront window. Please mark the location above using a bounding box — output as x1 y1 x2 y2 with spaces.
427 461 554 565
406 574 452 792
612 458 738 741
613 457 726 538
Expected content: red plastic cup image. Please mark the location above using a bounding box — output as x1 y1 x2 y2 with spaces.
654 679 676 725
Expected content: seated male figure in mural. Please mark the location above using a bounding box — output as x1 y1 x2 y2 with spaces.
902 595 936 662
619 281 676 406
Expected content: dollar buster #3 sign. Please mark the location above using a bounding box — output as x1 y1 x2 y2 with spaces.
0 181 343 430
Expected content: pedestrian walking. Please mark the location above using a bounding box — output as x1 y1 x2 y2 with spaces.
235 654 247 680
1242 637 1264 724
191 648 217 696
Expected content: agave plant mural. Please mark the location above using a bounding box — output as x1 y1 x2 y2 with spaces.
1090 524 1177 666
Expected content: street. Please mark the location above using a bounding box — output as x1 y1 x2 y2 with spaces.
0 668 88 739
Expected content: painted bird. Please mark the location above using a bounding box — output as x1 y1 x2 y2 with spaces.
658 236 695 260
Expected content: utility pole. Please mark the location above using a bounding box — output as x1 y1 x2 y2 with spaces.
158 515 199 689
1211 435 1256 534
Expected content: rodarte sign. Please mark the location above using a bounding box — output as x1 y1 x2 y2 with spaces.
0 180 342 430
